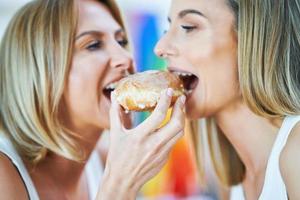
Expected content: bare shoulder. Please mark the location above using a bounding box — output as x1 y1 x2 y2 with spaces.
279 121 300 200
0 153 29 199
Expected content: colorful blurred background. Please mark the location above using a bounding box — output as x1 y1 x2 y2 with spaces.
0 0 218 199
117 1 217 199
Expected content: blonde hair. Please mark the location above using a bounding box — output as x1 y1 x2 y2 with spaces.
191 0 300 188
0 0 125 164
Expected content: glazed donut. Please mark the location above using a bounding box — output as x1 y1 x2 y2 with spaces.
114 70 184 111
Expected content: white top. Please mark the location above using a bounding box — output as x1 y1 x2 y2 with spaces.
0 135 103 200
230 115 300 200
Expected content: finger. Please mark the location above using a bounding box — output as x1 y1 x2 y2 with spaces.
109 92 123 133
135 88 173 134
152 130 184 163
158 95 186 141
138 130 183 179
137 150 170 180
134 157 168 190
160 130 184 155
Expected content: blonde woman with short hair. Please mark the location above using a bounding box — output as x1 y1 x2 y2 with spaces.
0 0 186 199
155 0 300 199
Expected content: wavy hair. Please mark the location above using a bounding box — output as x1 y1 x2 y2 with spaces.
0 0 125 164
191 0 300 188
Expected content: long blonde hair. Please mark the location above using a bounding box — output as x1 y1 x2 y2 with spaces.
0 0 125 164
191 0 300 187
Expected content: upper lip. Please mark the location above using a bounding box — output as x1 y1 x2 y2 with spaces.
103 73 129 90
102 75 126 100
103 76 122 89
103 69 132 89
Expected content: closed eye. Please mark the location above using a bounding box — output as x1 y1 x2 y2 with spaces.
118 39 128 47
181 25 197 33
86 40 103 51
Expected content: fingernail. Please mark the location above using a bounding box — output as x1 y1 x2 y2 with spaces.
180 95 186 104
167 88 173 97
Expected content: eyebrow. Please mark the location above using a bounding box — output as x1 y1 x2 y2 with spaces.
168 9 206 22
75 29 124 40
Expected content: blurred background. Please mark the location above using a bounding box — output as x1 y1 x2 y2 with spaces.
0 0 219 199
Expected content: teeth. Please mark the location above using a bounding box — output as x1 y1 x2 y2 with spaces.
185 89 193 95
187 90 193 94
105 82 117 90
174 71 193 77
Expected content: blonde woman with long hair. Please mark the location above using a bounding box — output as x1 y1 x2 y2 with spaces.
155 0 300 199
0 0 186 199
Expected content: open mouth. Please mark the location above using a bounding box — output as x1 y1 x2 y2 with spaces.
103 81 118 100
102 70 199 100
171 70 199 95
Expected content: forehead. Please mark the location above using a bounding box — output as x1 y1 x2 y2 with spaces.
170 0 230 19
77 0 121 33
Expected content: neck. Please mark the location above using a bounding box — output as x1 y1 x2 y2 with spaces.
214 101 281 178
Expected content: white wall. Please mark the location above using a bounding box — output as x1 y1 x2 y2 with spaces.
0 0 171 40
0 0 31 39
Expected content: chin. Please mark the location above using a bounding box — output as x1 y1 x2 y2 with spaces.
185 105 202 120
97 112 110 130
185 94 213 119
99 120 110 130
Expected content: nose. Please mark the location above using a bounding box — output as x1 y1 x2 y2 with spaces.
154 34 178 58
109 43 133 73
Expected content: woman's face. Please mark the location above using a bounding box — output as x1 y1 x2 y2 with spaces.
63 0 133 131
155 0 239 119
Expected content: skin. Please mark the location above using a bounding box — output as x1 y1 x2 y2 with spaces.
155 0 300 199
63 0 133 134
156 0 239 119
280 123 300 200
0 0 186 199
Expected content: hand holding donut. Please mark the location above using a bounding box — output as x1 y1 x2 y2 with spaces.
98 75 186 200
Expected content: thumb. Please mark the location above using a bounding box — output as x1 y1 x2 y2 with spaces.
109 92 123 136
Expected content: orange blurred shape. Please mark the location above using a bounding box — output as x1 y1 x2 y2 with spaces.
141 109 198 197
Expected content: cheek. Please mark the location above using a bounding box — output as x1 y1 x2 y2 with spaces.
186 42 239 115
180 31 215 59
65 53 110 118
70 52 110 91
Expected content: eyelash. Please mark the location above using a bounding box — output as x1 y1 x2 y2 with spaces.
117 39 128 47
86 40 103 51
181 25 197 33
86 39 128 51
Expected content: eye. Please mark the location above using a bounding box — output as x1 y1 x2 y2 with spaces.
117 38 128 47
86 40 103 51
181 25 197 33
